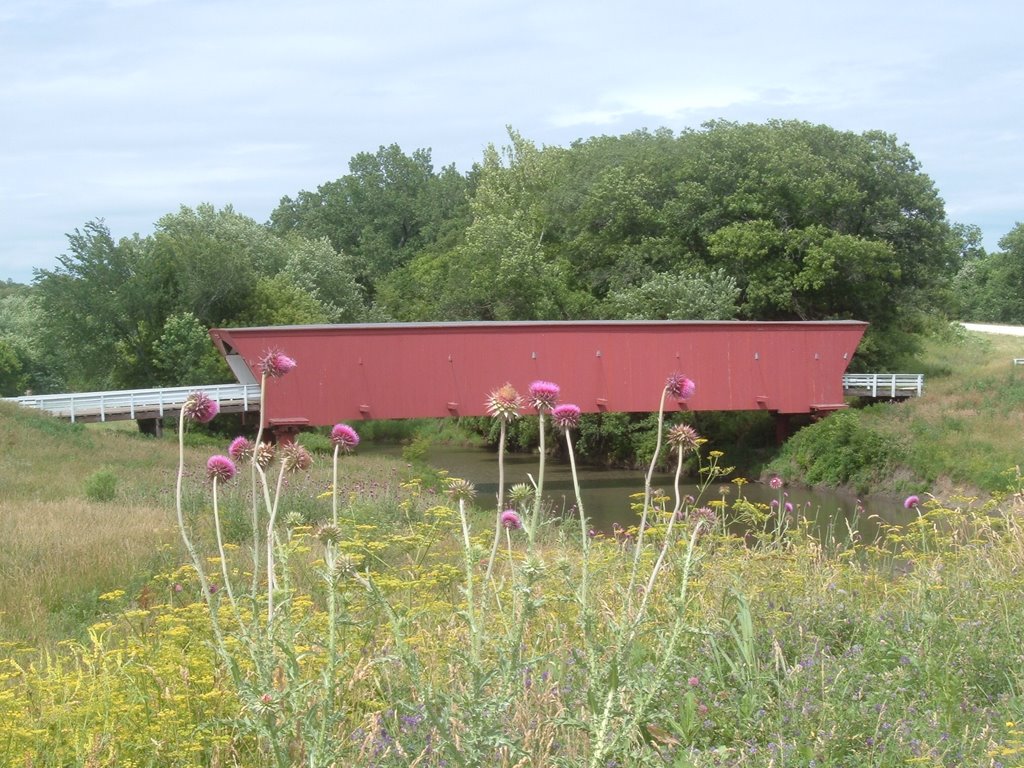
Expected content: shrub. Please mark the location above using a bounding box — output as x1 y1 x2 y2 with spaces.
771 410 901 493
84 469 118 502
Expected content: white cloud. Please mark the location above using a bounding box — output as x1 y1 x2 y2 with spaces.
2 0 1024 282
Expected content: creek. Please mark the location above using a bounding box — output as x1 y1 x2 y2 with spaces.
364 442 916 542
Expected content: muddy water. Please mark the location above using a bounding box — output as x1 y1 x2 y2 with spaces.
367 442 915 541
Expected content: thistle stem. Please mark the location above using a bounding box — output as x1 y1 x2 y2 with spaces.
485 420 508 580
628 387 669 607
529 411 547 547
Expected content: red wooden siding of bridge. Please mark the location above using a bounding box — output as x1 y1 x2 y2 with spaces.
209 321 867 431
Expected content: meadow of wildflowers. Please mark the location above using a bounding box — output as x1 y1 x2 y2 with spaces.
2 354 1024 766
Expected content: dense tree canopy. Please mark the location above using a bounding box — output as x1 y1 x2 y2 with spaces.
11 119 984 395
32 207 372 390
953 222 1024 323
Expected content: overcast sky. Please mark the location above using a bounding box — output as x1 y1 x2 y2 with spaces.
2 0 1022 284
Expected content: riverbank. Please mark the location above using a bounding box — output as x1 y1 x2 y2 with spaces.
770 325 1024 496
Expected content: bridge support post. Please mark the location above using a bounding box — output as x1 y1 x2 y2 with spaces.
269 418 310 446
137 417 163 437
774 413 790 445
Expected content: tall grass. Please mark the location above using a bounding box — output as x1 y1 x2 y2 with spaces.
865 328 1024 492
773 327 1024 495
4 347 1024 766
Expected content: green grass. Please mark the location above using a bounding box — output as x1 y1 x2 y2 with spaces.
772 327 1024 495
3 376 1024 766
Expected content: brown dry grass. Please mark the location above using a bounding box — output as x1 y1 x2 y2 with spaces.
0 499 178 643
0 403 190 642
0 401 416 645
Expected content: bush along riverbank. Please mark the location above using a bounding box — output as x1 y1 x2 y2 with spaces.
3 357 1024 766
770 325 1024 496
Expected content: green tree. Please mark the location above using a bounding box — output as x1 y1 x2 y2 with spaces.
150 204 284 327
151 312 230 386
271 144 472 297
34 221 157 389
602 268 740 320
233 274 334 327
953 222 1024 322
279 236 367 322
0 337 25 396
0 286 61 393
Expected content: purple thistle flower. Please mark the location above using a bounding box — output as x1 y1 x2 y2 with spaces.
206 454 237 482
551 403 581 431
259 349 297 378
689 506 717 528
501 509 523 530
769 475 783 490
904 494 920 509
228 436 253 461
330 423 360 452
486 383 523 422
183 392 219 423
528 380 560 411
666 373 696 400
784 502 793 513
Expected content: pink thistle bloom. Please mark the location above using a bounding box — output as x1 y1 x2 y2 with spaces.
904 494 920 509
183 392 220 423
206 454 237 482
330 423 360 452
282 443 313 473
784 502 794 513
666 373 696 400
679 379 696 400
667 423 701 452
551 403 581 431
500 509 523 530
769 475 783 490
486 383 523 422
228 436 253 461
528 380 560 411
689 506 717 528
259 349 297 378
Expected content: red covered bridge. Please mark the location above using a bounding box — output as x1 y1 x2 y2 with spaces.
209 320 867 441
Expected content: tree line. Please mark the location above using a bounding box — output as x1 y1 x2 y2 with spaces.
1 119 1019 399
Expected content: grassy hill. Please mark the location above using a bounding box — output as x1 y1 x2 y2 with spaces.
771 326 1024 495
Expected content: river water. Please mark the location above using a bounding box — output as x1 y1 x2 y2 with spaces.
366 442 915 541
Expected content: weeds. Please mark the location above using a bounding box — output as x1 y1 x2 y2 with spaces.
3 367 1024 766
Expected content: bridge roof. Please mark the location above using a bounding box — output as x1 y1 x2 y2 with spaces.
209 320 867 425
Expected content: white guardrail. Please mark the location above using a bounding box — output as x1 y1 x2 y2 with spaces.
3 384 261 423
842 373 924 398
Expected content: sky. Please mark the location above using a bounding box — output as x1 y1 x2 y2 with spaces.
2 0 1022 285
